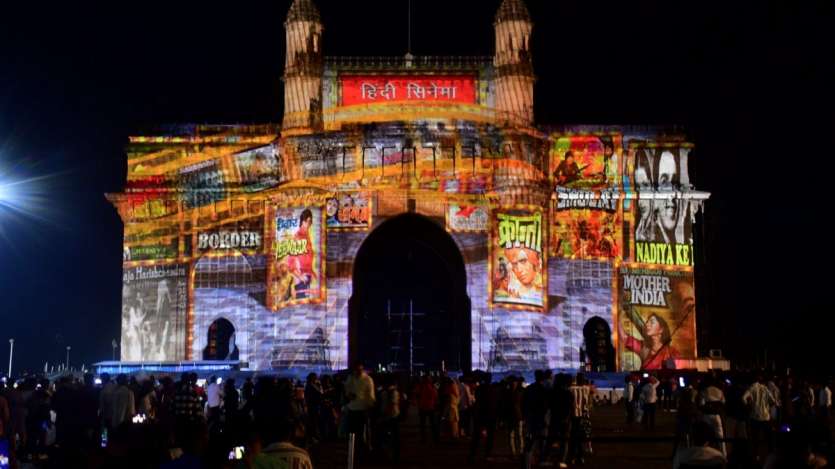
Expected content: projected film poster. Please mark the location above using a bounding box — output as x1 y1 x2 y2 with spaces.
269 206 325 310
325 192 371 229
121 263 188 361
233 144 282 192
632 146 694 266
550 135 620 190
551 191 622 260
490 208 546 310
618 267 696 371
447 204 488 232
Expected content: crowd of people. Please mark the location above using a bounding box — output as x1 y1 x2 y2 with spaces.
625 371 832 468
0 365 831 468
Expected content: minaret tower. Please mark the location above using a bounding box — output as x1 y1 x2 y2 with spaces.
282 0 323 131
493 0 534 126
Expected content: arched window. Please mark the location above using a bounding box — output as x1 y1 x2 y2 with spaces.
203 318 240 360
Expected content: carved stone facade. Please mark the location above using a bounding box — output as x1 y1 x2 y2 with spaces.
110 0 707 373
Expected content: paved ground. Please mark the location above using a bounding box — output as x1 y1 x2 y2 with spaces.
310 404 680 468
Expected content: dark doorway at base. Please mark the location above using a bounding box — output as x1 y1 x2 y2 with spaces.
349 213 471 373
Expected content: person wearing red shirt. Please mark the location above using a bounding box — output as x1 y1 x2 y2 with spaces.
414 376 439 443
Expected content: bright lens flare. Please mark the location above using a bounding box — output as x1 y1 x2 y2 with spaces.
0 161 60 241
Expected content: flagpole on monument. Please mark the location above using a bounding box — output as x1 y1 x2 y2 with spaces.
7 338 13 379
112 339 118 361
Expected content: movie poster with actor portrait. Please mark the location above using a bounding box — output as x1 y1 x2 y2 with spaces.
618 267 696 371
325 192 371 229
550 135 620 190
490 208 546 310
551 189 622 260
120 263 188 361
270 206 325 310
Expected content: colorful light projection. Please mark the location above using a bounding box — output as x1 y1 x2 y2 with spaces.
121 263 189 361
340 75 477 106
446 203 489 232
268 206 326 310
325 192 371 230
617 266 696 371
550 135 621 190
490 207 547 310
552 189 623 261
631 145 695 266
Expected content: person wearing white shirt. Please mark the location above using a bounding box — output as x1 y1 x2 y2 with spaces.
206 375 223 426
818 382 832 420
699 380 727 456
743 375 777 459
673 421 727 469
344 363 376 449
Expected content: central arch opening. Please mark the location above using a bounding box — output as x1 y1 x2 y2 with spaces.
349 213 471 373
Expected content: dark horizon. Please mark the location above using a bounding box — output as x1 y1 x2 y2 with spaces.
0 0 832 375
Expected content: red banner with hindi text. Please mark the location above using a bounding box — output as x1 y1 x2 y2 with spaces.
340 75 477 106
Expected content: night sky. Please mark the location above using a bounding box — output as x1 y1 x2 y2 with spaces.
1 1 832 375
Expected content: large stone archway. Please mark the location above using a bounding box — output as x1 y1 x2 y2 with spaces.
348 213 471 372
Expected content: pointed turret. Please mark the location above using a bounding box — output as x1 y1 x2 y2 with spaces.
286 0 321 23
282 0 324 132
495 0 530 23
493 0 534 126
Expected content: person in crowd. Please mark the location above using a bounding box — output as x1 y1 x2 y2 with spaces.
549 372 574 468
414 374 439 444
50 376 76 448
109 374 135 432
174 372 203 425
503 376 523 457
817 378 831 421
223 378 240 439
98 373 116 430
1 377 26 459
672 420 727 469
343 362 375 450
319 375 337 441
440 375 460 440
568 373 592 465
24 378 51 458
242 377 255 407
699 377 727 456
468 372 499 463
724 376 749 456
763 422 829 469
624 374 636 424
156 376 177 430
522 370 549 462
641 375 659 431
458 374 475 438
161 421 209 469
767 376 782 422
672 376 699 457
377 373 401 463
206 375 222 429
136 377 156 418
743 373 778 461
304 373 323 444
249 417 313 469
